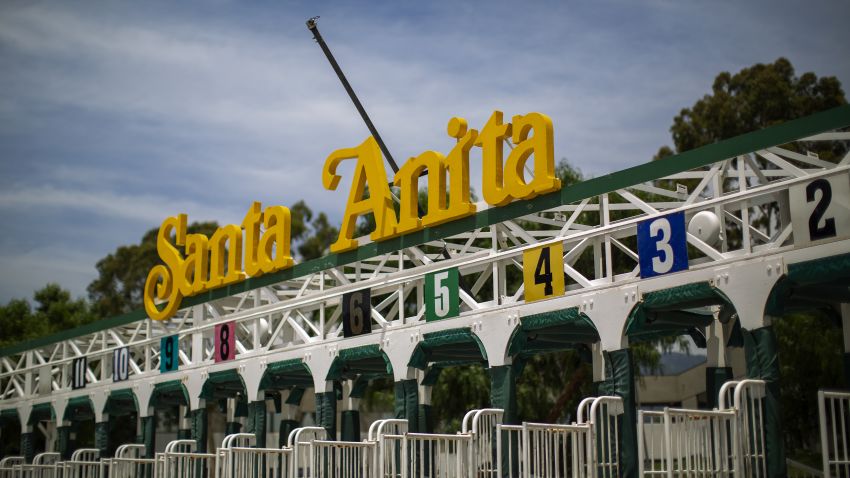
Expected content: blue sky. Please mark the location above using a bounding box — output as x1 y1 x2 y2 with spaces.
0 0 848 305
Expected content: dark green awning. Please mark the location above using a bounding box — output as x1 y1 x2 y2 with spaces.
260 359 314 391
409 329 487 369
509 307 599 357
625 282 729 343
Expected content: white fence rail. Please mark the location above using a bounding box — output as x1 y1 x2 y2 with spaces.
463 408 503 476
16 452 59 478
310 440 375 478
59 449 100 478
368 419 407 478
720 379 768 478
100 444 154 478
819 390 850 478
154 440 215 478
0 457 24 478
403 432 471 478
578 396 623 478
216 433 290 478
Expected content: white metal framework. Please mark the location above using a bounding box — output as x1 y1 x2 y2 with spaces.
0 107 848 477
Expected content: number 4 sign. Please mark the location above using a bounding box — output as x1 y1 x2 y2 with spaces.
215 322 236 363
637 211 688 279
523 243 565 302
425 268 459 321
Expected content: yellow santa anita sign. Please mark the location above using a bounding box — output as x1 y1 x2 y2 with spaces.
144 111 561 321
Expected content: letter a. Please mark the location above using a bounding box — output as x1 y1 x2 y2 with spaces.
323 136 399 253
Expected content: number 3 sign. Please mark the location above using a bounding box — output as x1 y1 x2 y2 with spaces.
215 322 236 363
637 211 689 279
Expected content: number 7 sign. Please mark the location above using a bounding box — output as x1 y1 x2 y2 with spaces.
425 268 459 322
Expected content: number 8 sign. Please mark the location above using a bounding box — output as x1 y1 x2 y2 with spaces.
425 268 459 322
637 211 688 278
215 322 236 363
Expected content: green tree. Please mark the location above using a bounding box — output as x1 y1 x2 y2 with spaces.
656 57 846 159
0 284 95 349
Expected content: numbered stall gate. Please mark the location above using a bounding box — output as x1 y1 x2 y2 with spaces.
59 449 100 478
638 408 738 478
403 433 472 478
462 409 504 476
577 396 623 477
368 419 407 478
100 445 154 478
216 433 290 478
287 427 326 478
154 440 216 478
819 390 850 478
17 452 60 478
0 457 24 478
719 380 768 478
497 422 590 478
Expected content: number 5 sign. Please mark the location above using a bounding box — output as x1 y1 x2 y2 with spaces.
425 268 459 321
637 211 688 279
523 243 565 302
215 322 236 363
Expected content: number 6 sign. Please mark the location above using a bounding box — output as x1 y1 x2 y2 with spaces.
637 211 689 279
425 268 459 322
215 322 236 363
343 289 371 338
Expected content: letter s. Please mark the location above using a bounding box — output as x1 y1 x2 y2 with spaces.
144 214 187 321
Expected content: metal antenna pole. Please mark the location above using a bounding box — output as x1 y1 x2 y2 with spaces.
306 17 463 271
306 17 400 173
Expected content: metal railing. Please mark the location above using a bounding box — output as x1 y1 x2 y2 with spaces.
310 440 375 478
368 419 407 478
819 390 850 478
720 379 768 478
403 432 471 478
638 408 738 477
16 452 60 478
462 408 504 476
57 449 100 478
100 444 154 478
0 457 24 478
577 396 623 478
216 433 290 478
154 440 215 478
287 426 326 478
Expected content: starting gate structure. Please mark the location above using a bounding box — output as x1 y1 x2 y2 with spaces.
0 105 849 477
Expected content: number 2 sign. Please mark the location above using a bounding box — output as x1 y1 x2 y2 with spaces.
215 322 236 363
523 243 565 302
637 211 688 279
425 268 459 321
790 173 850 246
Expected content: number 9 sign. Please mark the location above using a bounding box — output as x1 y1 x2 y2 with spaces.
637 211 688 279
160 335 179 373
215 322 236 363
425 268 459 322
343 290 372 338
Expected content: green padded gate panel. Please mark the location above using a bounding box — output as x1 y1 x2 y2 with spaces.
20 432 34 463
279 420 299 448
394 379 419 432
706 367 733 409
95 422 109 458
743 326 786 478
315 391 337 440
190 408 208 453
247 401 267 448
141 416 155 458
341 411 360 441
57 426 71 460
598 349 637 478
